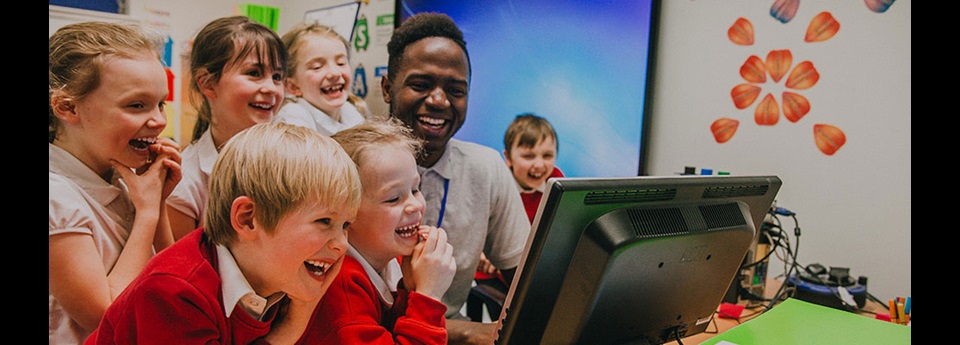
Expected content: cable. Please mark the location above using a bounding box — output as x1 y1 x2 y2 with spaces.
731 204 808 313
740 229 778 269
763 207 862 313
789 214 801 237
765 210 802 310
866 292 886 306
773 206 795 216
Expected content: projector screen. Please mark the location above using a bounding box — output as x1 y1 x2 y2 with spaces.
396 0 661 177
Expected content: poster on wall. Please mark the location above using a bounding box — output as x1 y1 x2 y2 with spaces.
305 2 362 43
346 0 396 118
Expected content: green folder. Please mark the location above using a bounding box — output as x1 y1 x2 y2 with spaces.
701 298 911 345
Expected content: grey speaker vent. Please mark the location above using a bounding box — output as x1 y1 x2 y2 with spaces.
700 203 746 229
626 207 688 238
702 184 769 198
584 188 676 205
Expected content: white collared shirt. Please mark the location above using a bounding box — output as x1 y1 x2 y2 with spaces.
348 245 403 307
166 130 217 223
516 178 549 195
275 97 366 137
216 244 286 321
49 143 145 344
415 139 530 319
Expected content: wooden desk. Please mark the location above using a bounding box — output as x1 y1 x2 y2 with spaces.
665 277 889 344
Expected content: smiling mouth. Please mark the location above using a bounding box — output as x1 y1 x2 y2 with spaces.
304 260 332 276
418 116 447 128
250 102 275 111
396 222 420 238
322 85 345 95
129 137 157 151
417 116 449 137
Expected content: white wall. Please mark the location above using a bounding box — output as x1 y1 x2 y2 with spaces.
646 1 910 301
55 0 910 303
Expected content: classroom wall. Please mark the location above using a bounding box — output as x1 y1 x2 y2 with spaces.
115 0 385 144
646 1 910 301
278 0 394 118
53 0 910 303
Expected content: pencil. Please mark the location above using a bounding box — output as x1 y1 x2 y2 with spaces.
888 299 897 323
897 302 906 324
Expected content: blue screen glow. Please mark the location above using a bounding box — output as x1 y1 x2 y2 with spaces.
398 0 657 177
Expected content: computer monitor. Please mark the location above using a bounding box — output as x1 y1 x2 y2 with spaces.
494 175 782 345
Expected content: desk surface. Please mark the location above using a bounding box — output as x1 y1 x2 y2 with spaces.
665 277 890 345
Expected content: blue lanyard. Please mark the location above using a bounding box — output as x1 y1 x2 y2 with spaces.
437 178 450 228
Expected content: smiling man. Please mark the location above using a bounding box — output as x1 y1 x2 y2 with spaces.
381 13 531 345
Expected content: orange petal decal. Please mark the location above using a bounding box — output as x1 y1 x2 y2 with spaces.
782 91 810 123
754 93 779 126
785 61 819 90
731 84 761 109
865 0 895 13
711 118 739 143
765 49 792 83
740 55 766 83
805 12 840 43
813 124 846 155
728 17 754 46
770 0 800 23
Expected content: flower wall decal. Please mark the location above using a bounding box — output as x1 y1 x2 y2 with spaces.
727 49 818 127
805 12 841 42
782 91 810 122
727 17 754 46
813 124 846 156
770 0 800 23
765 49 791 83
785 61 819 89
711 118 739 143
864 0 896 13
713 12 855 156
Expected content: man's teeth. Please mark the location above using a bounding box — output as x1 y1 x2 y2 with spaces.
305 260 331 276
418 116 445 126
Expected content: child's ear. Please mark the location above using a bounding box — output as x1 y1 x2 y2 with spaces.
50 91 79 124
503 149 513 168
231 196 259 240
195 69 217 99
284 78 302 97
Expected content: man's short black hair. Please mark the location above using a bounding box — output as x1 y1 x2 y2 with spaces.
386 12 470 82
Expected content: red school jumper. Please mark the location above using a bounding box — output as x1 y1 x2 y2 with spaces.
85 229 277 345
297 255 447 344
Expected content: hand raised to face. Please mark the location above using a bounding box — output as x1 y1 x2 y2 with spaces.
400 225 457 301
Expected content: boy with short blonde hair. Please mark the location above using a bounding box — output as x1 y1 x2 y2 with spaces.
87 122 362 344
